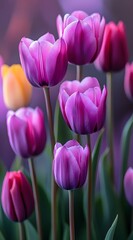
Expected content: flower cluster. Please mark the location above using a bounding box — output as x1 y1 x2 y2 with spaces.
0 9 132 240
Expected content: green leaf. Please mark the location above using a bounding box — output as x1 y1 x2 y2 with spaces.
92 128 104 198
127 231 133 240
54 101 73 143
120 115 133 190
63 223 70 240
25 220 39 240
10 157 23 171
0 231 6 240
104 215 118 240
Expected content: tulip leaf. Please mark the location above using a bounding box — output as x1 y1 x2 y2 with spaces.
99 148 127 239
54 101 73 144
0 231 6 240
63 223 69 240
10 156 24 171
92 128 104 198
127 231 133 240
25 220 39 240
104 215 118 240
120 114 133 191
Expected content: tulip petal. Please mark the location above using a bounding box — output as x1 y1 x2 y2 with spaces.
1 172 17 221
65 92 98 134
53 146 80 189
97 86 107 129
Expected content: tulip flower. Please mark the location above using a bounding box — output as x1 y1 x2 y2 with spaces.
53 140 89 190
95 21 128 72
7 107 46 158
1 64 32 110
124 168 133 206
19 33 68 87
56 11 105 65
1 170 34 222
124 63 133 101
59 77 107 134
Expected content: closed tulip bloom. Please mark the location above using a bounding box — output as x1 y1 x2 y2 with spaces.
7 107 46 158
1 171 34 222
56 11 105 65
95 21 128 72
53 140 89 190
19 33 68 87
59 77 107 134
124 168 133 206
1 64 32 110
124 63 133 101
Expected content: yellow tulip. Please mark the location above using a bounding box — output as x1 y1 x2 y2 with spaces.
1 64 32 110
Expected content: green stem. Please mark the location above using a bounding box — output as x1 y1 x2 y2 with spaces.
76 65 83 81
69 190 75 240
19 222 26 240
87 135 92 240
28 158 43 240
43 87 57 240
106 72 114 182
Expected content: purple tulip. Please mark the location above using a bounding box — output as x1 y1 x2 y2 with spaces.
19 33 68 87
56 11 105 65
124 168 133 206
95 21 128 72
1 170 34 222
7 107 46 158
53 140 89 190
124 63 133 101
59 77 107 134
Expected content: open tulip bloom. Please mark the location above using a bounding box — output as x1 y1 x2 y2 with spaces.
1 8 133 240
59 77 107 134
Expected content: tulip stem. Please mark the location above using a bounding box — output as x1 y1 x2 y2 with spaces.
106 72 114 182
87 135 92 240
28 158 43 240
69 190 75 240
76 65 83 81
43 87 57 240
19 222 26 240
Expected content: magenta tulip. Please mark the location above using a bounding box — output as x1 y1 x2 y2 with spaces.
95 21 128 72
124 63 133 101
56 11 105 65
53 140 89 190
1 171 34 222
19 33 68 87
7 107 46 158
59 77 107 134
124 168 133 206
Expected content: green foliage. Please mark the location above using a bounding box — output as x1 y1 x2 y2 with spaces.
25 221 39 240
104 215 118 240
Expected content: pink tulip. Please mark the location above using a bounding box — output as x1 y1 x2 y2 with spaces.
95 21 128 72
1 171 34 222
7 107 46 158
53 140 89 190
124 168 133 206
57 11 105 65
124 63 133 101
19 33 68 87
59 77 107 134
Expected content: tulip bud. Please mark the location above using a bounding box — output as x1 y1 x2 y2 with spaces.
7 107 46 158
95 21 128 72
1 64 32 110
53 140 89 190
124 168 133 206
1 171 34 222
124 63 133 101
59 77 107 134
19 33 68 87
57 11 105 65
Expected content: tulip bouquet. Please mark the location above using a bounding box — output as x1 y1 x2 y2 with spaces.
0 10 133 240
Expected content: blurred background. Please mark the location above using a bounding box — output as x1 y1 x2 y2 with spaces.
0 0 133 184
